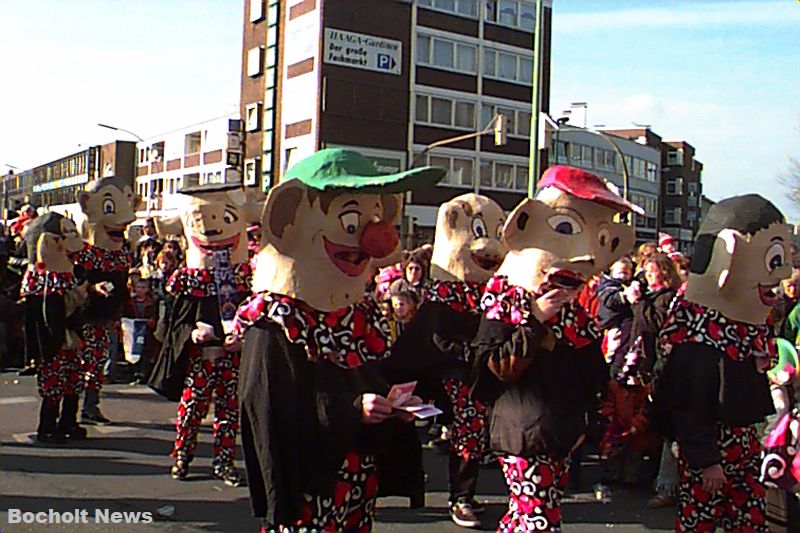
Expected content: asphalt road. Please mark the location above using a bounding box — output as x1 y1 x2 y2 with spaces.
0 371 675 532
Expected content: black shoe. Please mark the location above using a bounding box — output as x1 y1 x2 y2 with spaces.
36 430 66 444
450 500 481 529
171 457 190 480
18 365 37 376
449 498 485 514
60 425 88 440
82 410 111 425
213 463 242 487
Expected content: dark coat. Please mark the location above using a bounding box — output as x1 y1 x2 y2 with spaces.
596 275 633 330
652 342 774 469
239 320 424 526
470 317 607 459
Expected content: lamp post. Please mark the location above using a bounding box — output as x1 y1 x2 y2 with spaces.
2 164 20 228
527 0 545 198
97 123 145 142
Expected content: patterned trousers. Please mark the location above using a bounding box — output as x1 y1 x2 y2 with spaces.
676 425 767 532
499 454 570 532
443 378 487 462
82 322 112 391
174 346 240 465
37 349 84 403
277 449 379 533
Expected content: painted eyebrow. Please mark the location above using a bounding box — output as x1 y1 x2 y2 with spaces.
552 206 586 224
342 200 359 209
224 204 238 211
103 192 113 198
772 236 784 242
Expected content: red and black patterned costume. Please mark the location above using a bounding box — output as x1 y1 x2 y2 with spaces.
237 291 424 532
470 274 605 532
70 243 133 396
654 295 774 532
22 267 86 439
149 263 251 472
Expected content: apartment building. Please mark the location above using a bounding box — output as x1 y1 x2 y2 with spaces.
240 0 553 245
602 128 703 253
134 115 244 217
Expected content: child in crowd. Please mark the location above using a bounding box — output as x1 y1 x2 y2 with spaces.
123 278 158 384
387 290 418 340
597 257 638 362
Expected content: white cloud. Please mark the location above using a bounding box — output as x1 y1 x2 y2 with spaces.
554 1 800 33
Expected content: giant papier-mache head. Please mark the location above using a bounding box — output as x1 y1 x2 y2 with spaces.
24 212 85 273
154 183 262 269
77 175 137 251
496 165 641 293
685 194 792 325
430 193 507 282
254 149 446 311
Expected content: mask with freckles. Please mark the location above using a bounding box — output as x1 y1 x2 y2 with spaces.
154 184 261 269
685 194 792 325
430 193 507 282
25 212 85 273
496 166 640 294
77 176 137 251
253 149 445 311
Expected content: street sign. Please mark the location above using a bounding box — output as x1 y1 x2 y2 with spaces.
323 28 402 75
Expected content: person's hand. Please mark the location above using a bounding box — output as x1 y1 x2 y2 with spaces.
702 464 726 493
191 328 214 344
622 281 641 304
92 281 113 297
223 334 241 353
361 393 393 424
394 395 423 423
754 355 771 373
531 288 579 323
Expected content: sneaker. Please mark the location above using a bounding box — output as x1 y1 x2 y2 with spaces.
450 500 481 528
171 457 190 480
60 425 88 440
647 493 677 509
468 498 485 514
81 411 111 425
213 463 242 487
36 431 66 444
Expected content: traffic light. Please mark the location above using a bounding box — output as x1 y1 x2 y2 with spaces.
494 114 508 146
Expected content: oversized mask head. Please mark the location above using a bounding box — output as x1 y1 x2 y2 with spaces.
496 165 640 293
25 212 85 273
685 194 792 324
253 148 445 311
430 193 507 282
154 184 261 269
77 176 137 250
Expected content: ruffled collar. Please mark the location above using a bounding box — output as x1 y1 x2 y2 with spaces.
21 267 78 297
480 274 600 349
166 263 252 298
236 291 393 369
70 243 133 272
425 279 485 314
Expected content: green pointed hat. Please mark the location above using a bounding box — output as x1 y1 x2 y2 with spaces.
285 148 446 194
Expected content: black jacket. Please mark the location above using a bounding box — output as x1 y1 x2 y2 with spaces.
652 342 774 469
612 287 676 378
470 317 607 459
239 320 424 526
596 275 633 330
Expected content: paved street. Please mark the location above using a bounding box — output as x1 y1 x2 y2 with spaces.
0 371 674 532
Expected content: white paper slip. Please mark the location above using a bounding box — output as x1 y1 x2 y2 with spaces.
394 404 443 419
387 381 417 407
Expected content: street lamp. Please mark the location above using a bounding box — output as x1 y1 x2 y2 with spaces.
97 123 146 142
2 164 20 228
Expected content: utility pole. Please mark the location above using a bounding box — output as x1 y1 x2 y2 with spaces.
528 0 545 198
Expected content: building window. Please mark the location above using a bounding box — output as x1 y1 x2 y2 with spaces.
481 104 530 137
486 0 537 32
418 34 478 74
687 209 698 222
250 0 264 22
184 131 201 155
418 0 478 18
417 94 476 130
646 161 658 182
666 178 683 195
244 158 260 186
665 207 682 224
245 103 262 132
667 148 684 166
247 46 264 77
581 146 593 167
687 182 698 195
483 48 533 85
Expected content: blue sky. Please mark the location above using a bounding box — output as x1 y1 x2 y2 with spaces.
1 1 799 219
550 0 800 219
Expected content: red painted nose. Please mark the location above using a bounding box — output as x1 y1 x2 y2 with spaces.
360 220 398 259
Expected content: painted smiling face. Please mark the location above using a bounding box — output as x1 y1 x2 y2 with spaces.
155 188 259 269
496 166 638 293
26 213 85 273
430 193 507 282
254 179 402 311
78 177 136 251
685 194 792 324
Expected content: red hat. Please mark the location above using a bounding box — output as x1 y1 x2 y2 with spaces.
658 232 674 247
538 165 644 214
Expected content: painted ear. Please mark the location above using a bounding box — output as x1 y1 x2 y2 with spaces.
155 215 183 239
502 198 541 251
443 200 472 231
714 229 741 290
381 194 403 225
77 190 92 214
261 179 306 252
36 233 56 263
